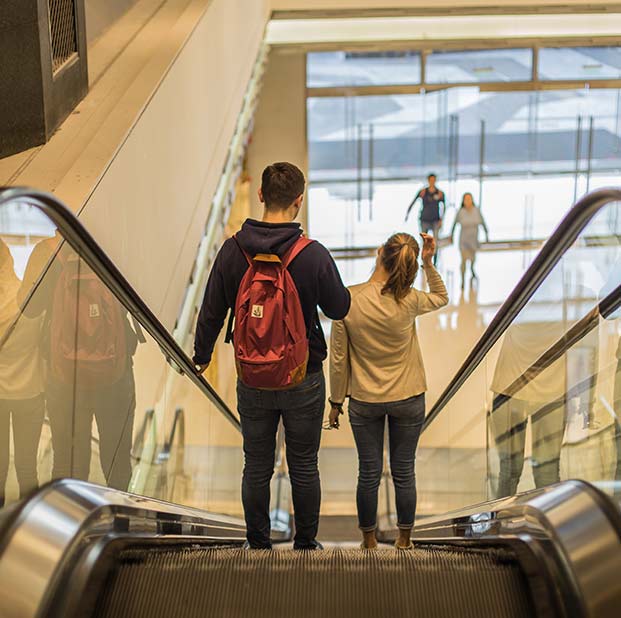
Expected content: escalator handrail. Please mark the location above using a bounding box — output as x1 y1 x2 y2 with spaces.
424 186 621 432
0 187 240 430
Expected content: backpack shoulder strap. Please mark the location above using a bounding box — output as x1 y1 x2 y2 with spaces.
282 236 314 269
225 234 257 344
232 234 252 266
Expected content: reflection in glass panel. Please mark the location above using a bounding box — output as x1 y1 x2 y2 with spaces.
0 200 242 514
426 48 532 83
416 200 621 515
494 205 621 497
307 51 421 88
539 47 621 81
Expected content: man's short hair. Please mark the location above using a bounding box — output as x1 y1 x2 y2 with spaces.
261 162 305 209
427 173 437 180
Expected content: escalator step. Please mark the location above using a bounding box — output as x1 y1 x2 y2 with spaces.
92 545 535 618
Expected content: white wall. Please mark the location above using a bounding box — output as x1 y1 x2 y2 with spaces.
85 0 140 44
79 0 270 330
246 49 309 227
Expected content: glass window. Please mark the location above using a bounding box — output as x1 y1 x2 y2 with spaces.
426 48 533 84
538 46 621 81
307 51 421 88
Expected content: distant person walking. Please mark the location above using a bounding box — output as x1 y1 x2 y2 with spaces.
405 173 445 266
450 192 489 289
329 233 448 550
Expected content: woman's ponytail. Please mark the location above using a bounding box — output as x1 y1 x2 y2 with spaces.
380 233 420 302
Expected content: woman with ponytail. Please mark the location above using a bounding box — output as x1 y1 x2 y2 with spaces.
329 233 448 550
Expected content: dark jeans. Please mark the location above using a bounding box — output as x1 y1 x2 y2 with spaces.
420 220 441 265
237 371 325 549
0 395 45 505
46 370 136 491
349 393 425 531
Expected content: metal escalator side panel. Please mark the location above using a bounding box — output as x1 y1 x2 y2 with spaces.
0 480 246 618
410 480 621 618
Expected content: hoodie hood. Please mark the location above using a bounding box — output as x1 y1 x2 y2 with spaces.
235 219 302 258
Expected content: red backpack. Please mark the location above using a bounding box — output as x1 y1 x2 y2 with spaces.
231 236 313 389
49 252 128 388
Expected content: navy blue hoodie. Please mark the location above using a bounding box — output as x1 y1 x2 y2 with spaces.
193 219 350 374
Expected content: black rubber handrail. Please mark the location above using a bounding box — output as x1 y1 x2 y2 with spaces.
424 187 621 432
0 187 240 430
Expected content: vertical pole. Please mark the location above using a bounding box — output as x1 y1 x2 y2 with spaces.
448 115 455 183
422 93 427 175
448 114 458 207
478 119 486 208
615 88 621 155
369 123 374 221
531 46 539 84
452 114 460 183
420 50 427 88
586 116 594 193
573 115 583 204
527 91 538 174
357 123 362 222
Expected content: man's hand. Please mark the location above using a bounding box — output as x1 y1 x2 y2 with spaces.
328 404 343 429
420 233 436 265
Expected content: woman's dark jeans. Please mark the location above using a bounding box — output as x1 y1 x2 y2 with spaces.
349 393 425 531
237 371 325 549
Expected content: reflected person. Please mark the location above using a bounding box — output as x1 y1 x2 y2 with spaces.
0 240 45 506
489 320 568 497
22 241 141 490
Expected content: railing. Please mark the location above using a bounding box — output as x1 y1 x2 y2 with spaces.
0 187 240 430
424 187 621 432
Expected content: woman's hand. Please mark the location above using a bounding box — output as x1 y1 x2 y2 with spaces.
420 233 436 265
328 404 343 429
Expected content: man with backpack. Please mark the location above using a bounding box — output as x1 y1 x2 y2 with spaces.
21 237 142 492
194 162 350 550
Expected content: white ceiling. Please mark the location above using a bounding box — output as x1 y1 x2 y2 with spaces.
266 12 621 44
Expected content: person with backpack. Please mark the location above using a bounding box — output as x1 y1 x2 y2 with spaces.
22 237 143 491
328 232 448 550
194 162 350 550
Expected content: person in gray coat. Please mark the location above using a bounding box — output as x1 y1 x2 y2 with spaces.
451 193 489 289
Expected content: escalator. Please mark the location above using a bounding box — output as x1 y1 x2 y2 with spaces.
1 187 621 618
